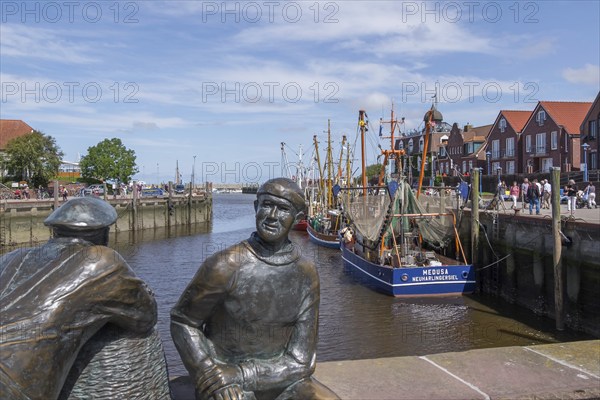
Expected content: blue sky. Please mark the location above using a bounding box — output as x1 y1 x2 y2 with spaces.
1 0 599 184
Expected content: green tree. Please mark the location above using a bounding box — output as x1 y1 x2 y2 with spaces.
354 163 383 185
5 131 63 187
80 138 138 184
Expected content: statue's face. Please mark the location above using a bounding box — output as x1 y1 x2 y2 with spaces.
255 194 297 244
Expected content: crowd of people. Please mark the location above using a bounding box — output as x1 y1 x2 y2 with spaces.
502 178 597 214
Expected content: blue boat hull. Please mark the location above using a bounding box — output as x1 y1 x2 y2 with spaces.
341 245 475 297
307 225 340 249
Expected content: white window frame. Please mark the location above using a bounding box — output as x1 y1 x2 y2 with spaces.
526 135 532 153
541 158 553 172
499 118 507 133
492 139 500 159
551 131 558 150
590 119 598 139
536 133 546 154
506 160 515 174
537 110 546 126
505 137 515 157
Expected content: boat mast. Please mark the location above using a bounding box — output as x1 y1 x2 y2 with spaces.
378 103 402 185
337 135 347 184
281 142 293 178
417 106 435 198
416 93 444 198
313 135 324 206
297 144 304 189
326 119 334 209
358 110 367 196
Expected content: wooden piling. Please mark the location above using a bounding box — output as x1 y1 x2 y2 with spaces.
551 167 564 330
471 168 481 269
132 183 138 231
53 180 59 209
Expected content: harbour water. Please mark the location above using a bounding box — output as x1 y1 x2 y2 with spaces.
113 193 591 378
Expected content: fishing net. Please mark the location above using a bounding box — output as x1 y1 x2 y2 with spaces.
341 181 454 249
341 189 391 242
401 182 455 249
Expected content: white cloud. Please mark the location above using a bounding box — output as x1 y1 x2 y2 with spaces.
0 25 98 64
232 2 494 56
562 64 600 85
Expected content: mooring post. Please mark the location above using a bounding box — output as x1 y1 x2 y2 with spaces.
53 180 59 209
551 167 564 330
440 184 445 214
471 168 481 270
167 181 173 228
132 182 138 231
188 182 192 225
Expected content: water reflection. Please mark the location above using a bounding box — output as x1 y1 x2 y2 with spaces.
116 193 590 377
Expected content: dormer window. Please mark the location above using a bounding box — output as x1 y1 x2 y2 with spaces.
537 110 546 126
499 118 507 133
408 139 414 153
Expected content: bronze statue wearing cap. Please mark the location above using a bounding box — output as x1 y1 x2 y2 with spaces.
171 177 339 400
0 197 166 400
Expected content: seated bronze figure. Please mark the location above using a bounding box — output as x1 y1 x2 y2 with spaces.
0 197 169 400
171 178 339 400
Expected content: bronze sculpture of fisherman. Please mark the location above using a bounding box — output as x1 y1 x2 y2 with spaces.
0 197 169 400
171 177 339 400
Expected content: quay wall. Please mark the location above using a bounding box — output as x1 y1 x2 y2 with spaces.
0 195 212 247
458 210 600 337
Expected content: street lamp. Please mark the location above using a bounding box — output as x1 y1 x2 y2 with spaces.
582 143 590 182
430 153 436 186
486 151 491 175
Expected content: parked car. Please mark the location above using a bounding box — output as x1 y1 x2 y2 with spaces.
174 184 186 194
81 184 105 196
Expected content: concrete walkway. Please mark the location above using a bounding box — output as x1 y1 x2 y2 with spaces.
169 340 599 399
314 340 600 400
480 200 600 224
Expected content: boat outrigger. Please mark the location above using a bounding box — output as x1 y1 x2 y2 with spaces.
339 106 475 297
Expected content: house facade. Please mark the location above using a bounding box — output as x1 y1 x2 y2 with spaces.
486 110 530 175
395 121 452 179
460 124 491 175
580 91 600 172
520 101 592 173
438 123 462 176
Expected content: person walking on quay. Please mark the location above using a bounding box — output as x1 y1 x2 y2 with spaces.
527 178 541 215
565 179 578 214
584 182 596 208
521 178 530 210
509 181 520 209
541 179 552 209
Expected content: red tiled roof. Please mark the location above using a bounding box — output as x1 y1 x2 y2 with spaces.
0 119 34 150
540 101 592 135
500 110 531 132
